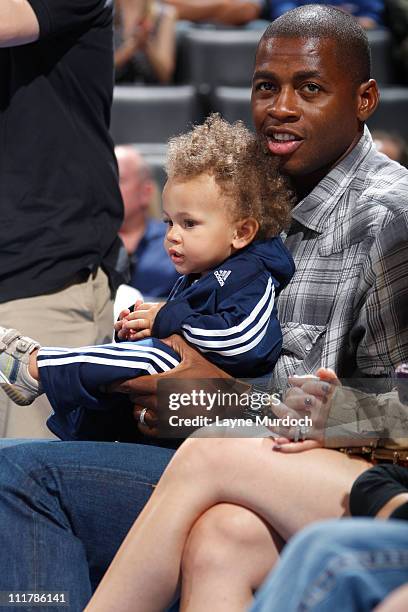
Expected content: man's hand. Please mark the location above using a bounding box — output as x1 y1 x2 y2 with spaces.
109 334 231 437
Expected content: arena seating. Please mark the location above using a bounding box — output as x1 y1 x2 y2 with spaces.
177 29 260 90
212 86 252 128
367 87 408 140
110 85 197 144
368 29 400 86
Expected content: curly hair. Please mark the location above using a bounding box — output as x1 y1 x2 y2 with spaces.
166 114 294 239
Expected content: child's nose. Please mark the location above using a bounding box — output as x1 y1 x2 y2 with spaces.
167 226 181 243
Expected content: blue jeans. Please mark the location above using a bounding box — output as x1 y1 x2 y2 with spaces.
251 519 408 612
0 441 174 610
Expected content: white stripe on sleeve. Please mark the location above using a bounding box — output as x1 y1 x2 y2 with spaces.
200 321 270 356
181 276 273 338
37 355 166 375
39 345 180 369
182 283 275 350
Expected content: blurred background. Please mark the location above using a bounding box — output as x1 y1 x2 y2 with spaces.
113 0 408 305
111 0 408 196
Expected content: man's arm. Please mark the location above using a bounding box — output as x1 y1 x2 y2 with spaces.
0 0 39 47
109 335 233 436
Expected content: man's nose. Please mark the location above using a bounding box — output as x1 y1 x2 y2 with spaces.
266 87 300 122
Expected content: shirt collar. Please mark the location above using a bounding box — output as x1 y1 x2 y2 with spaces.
290 126 374 233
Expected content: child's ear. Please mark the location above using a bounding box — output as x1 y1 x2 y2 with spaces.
232 218 259 250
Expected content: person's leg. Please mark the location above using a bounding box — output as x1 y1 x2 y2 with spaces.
0 440 174 611
37 338 180 414
86 437 371 612
92 266 118 344
180 504 283 612
0 328 180 440
251 518 408 612
0 267 113 438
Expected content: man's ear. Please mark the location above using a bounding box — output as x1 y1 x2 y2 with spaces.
357 79 379 122
232 217 259 250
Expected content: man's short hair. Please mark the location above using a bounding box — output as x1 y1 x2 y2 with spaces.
261 5 371 84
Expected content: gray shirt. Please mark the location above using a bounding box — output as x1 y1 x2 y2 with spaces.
272 126 408 391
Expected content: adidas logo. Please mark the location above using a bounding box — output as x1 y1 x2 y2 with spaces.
214 270 231 287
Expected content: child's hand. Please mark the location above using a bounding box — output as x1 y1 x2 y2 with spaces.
114 308 131 340
114 300 144 341
123 302 165 340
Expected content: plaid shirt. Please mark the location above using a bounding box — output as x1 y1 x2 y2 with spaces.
271 126 408 391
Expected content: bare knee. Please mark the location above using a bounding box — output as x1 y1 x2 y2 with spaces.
182 503 279 587
165 437 257 489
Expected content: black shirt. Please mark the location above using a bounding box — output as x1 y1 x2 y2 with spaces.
0 0 127 303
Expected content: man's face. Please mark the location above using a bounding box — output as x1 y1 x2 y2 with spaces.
116 150 149 223
251 36 362 185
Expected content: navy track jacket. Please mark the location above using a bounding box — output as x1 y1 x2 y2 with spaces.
139 237 294 378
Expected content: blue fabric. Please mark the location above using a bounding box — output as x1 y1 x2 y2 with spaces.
151 237 295 378
130 219 180 299
262 0 384 24
38 338 181 441
251 519 408 612
0 440 174 610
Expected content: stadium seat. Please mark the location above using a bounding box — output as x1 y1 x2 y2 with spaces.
367 29 398 86
367 87 408 140
178 29 261 90
213 87 252 128
110 86 198 144
133 143 168 157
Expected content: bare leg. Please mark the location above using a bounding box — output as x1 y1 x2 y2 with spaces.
180 504 283 612
86 437 371 612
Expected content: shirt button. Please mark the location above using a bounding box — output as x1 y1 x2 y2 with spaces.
305 343 313 352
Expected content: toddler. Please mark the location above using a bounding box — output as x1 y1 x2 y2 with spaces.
0 115 294 440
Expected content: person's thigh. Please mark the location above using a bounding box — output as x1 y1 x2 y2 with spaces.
0 440 173 609
0 269 113 438
251 518 408 612
173 438 371 539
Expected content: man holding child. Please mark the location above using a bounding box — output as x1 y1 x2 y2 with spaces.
0 4 408 610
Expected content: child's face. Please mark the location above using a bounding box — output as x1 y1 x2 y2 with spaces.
162 174 239 276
